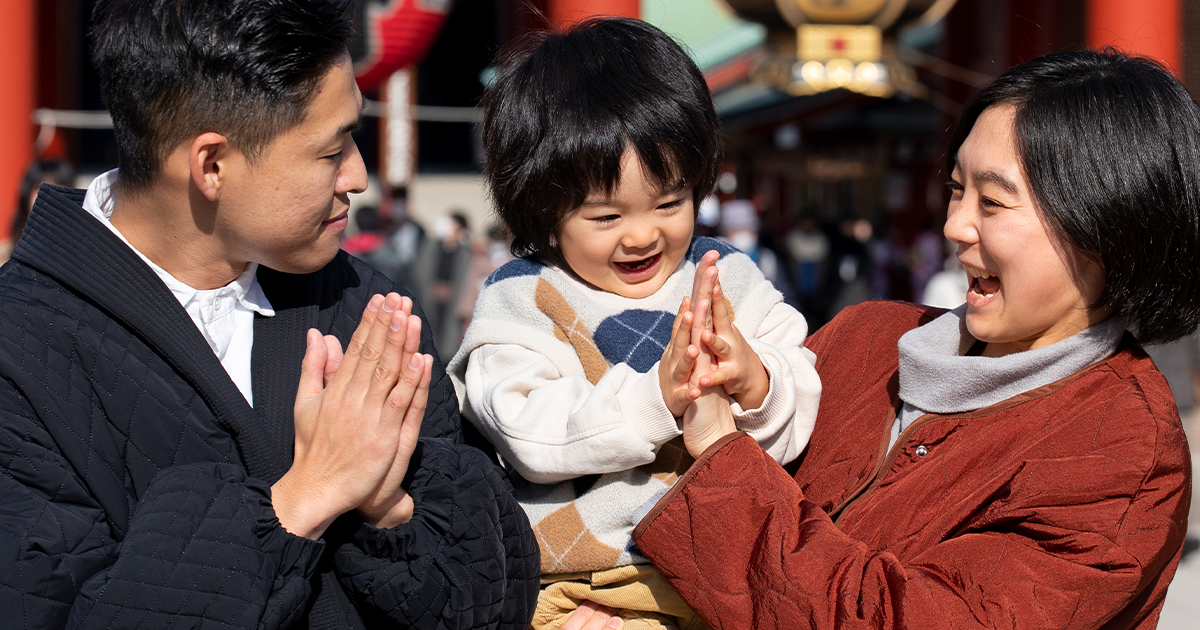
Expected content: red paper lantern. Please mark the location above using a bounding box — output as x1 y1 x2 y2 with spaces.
353 0 451 92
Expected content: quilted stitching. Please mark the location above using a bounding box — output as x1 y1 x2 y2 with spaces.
0 188 537 628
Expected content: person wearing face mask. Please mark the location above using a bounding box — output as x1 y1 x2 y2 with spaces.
592 49 1200 630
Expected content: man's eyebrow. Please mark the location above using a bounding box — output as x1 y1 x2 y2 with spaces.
972 169 1020 196
333 103 366 138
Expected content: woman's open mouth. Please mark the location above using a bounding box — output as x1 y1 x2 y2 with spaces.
966 266 1000 300
614 253 661 277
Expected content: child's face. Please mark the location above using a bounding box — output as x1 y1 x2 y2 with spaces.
557 150 695 299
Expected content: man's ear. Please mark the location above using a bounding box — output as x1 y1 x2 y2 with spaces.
190 132 232 202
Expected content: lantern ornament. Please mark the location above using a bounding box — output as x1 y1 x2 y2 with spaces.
351 0 451 93
721 0 957 99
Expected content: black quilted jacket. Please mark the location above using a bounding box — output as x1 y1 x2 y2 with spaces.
0 186 539 628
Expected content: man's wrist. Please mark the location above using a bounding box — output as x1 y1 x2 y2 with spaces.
270 472 341 540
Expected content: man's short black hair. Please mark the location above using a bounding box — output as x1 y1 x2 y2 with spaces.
947 49 1200 345
90 0 356 191
481 17 722 265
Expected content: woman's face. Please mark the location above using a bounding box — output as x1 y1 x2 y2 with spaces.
945 105 1107 357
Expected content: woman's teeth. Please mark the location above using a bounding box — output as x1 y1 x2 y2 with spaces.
965 267 1000 297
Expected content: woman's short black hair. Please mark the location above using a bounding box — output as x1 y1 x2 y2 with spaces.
947 49 1200 345
481 17 722 265
89 0 355 192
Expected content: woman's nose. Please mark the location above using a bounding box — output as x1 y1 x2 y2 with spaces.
943 201 978 246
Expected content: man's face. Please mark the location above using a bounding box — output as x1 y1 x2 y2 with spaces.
215 54 367 274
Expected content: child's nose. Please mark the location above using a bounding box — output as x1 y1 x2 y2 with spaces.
621 221 660 250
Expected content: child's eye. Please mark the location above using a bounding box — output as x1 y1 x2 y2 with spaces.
592 214 620 224
657 199 685 211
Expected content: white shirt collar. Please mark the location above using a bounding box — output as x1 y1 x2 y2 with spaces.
81 169 274 318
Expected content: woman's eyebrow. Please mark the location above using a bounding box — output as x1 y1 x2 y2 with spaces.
972 170 1020 195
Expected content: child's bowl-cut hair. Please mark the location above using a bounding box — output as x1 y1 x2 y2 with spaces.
482 17 722 266
90 0 356 192
947 49 1200 345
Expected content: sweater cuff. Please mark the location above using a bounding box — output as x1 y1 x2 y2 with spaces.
618 364 683 447
729 346 789 432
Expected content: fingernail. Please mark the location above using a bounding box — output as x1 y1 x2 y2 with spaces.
608 618 623 628
306 330 316 349
409 353 423 370
368 295 382 311
391 312 405 331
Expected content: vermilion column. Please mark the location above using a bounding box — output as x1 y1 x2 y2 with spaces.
0 0 35 239
1087 0 1181 75
548 0 639 28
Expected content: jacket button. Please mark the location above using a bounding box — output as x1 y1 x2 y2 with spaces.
915 445 929 458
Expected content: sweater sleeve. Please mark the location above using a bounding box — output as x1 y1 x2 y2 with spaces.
331 438 539 628
731 300 821 466
633 428 1189 630
0 380 324 630
462 344 681 484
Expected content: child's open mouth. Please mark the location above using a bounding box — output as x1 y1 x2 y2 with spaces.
614 253 661 275
966 266 1000 299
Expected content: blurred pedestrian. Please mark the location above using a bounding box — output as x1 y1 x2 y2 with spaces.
785 217 831 327
366 186 425 291
717 198 794 304
921 240 968 309
341 205 386 256
456 222 513 333
414 211 471 355
1 160 75 264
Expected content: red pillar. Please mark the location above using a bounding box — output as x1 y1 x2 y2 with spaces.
1088 0 1181 75
548 0 639 29
0 0 35 239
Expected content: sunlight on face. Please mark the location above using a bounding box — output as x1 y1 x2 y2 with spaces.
945 105 1106 357
556 149 695 299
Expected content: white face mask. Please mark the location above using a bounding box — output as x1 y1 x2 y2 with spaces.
728 231 757 253
434 216 455 239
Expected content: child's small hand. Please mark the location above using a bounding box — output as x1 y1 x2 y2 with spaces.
659 296 700 417
697 274 770 410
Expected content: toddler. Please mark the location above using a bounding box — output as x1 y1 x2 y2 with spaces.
448 17 821 630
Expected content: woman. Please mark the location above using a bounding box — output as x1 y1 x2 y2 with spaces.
570 49 1198 629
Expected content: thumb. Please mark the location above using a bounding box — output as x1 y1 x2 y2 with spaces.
297 329 329 403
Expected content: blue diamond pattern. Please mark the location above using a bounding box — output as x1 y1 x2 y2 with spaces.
593 309 675 373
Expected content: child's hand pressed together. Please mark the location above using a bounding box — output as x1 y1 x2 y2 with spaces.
696 273 770 409
658 295 700 417
658 250 720 417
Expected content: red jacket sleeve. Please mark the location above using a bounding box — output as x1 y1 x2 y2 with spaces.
632 431 1187 630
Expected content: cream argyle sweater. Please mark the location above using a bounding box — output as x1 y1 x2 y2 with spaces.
449 237 821 574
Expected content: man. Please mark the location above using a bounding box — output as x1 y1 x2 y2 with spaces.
0 1 537 627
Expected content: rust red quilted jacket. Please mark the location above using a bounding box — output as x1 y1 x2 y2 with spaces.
634 300 1191 629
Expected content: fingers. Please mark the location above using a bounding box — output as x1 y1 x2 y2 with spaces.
322 335 343 384
346 294 410 402
296 329 329 402
562 601 623 630
691 249 720 296
710 274 733 335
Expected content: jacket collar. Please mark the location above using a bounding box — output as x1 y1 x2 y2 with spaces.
13 185 287 478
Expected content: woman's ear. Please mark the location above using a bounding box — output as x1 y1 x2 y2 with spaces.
189 132 232 201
